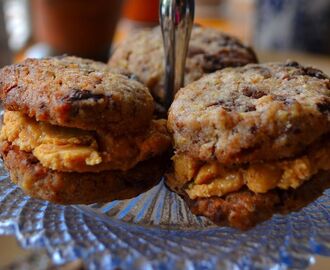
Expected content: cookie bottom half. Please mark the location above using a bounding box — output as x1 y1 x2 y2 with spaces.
166 171 330 230
166 136 330 229
1 142 169 204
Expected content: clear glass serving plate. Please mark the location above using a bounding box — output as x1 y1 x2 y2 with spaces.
1 155 330 270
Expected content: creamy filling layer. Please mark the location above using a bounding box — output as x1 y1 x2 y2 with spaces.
0 111 171 172
172 141 330 199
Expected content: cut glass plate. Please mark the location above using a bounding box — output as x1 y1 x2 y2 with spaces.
1 153 330 270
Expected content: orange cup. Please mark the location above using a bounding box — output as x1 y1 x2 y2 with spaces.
123 0 159 23
31 0 122 61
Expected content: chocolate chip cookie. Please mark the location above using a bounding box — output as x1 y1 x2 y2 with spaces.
0 56 171 204
1 142 168 204
167 61 330 229
109 25 258 103
0 56 154 134
168 61 330 164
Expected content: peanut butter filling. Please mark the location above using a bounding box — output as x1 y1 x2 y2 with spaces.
172 142 330 199
1 111 171 172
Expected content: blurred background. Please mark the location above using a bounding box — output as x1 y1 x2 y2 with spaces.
0 0 329 269
0 0 329 68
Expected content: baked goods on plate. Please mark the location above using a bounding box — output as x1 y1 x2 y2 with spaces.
109 25 258 104
0 56 154 134
0 56 171 204
167 61 330 229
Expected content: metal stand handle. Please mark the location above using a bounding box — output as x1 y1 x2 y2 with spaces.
160 0 194 109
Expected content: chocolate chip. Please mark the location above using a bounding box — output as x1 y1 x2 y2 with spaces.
285 61 328 80
39 102 46 110
245 105 256 112
303 67 328 80
202 49 257 73
250 125 257 134
247 48 259 63
29 157 40 165
206 100 235 112
237 145 260 157
206 100 225 108
317 100 330 113
65 89 104 102
285 61 301 68
4 84 18 94
203 54 226 72
242 86 266 99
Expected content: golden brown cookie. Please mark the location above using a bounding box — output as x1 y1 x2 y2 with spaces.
166 136 330 229
167 61 330 229
109 25 258 103
1 142 169 204
0 56 172 205
167 135 330 198
183 170 330 230
0 56 154 134
168 61 330 165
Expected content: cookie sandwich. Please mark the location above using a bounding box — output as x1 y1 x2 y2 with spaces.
167 61 330 229
109 25 258 104
0 56 171 204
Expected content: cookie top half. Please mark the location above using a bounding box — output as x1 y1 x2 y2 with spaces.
168 61 330 164
0 56 154 134
109 25 258 102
